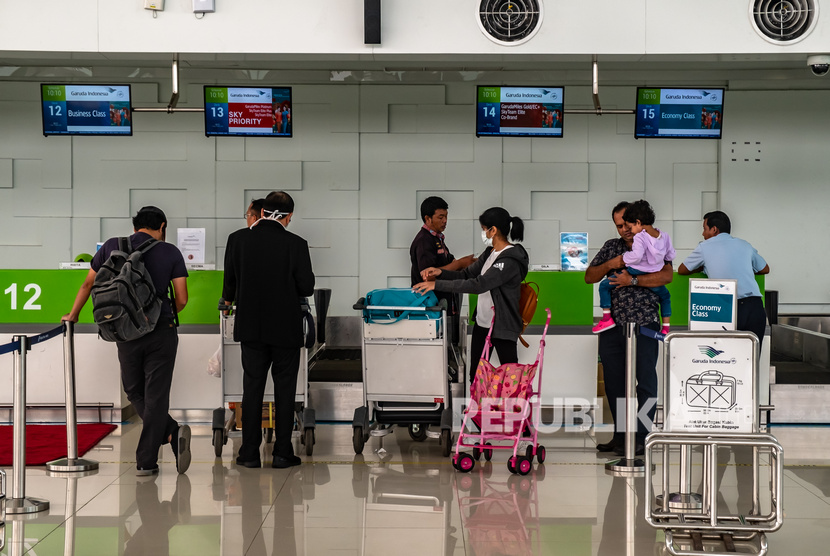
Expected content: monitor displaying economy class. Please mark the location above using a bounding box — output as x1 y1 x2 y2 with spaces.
41 84 132 136
476 86 564 137
634 87 725 139
204 86 292 137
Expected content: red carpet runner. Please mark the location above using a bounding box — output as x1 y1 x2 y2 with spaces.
0 423 117 466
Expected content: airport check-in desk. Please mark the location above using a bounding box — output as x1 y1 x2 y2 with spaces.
0 269 775 425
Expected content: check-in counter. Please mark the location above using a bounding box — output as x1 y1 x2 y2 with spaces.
0 269 769 423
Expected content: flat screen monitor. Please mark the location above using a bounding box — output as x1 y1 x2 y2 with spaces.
635 87 725 139
204 86 292 137
476 86 564 137
41 84 132 136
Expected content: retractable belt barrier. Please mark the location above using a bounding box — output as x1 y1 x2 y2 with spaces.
0 321 100 516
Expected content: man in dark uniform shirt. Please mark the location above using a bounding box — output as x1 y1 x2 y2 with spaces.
409 196 474 316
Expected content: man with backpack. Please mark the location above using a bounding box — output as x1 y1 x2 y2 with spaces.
63 206 191 476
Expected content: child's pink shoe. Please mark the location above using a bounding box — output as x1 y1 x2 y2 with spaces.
592 314 616 334
661 326 670 335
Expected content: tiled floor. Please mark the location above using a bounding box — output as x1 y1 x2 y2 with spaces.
1 421 829 555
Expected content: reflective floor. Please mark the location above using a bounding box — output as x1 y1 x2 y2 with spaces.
1 421 829 555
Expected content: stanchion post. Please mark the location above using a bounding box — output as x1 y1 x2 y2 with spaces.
47 322 99 472
5 335 49 515
606 323 647 476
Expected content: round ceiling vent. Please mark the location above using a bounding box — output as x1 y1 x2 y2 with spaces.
478 0 543 46
751 0 818 44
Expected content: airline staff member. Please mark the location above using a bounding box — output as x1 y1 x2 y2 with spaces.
679 211 770 348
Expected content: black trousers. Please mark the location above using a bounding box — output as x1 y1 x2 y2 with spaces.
468 324 519 382
239 342 300 461
737 296 766 351
117 321 179 469
598 322 659 443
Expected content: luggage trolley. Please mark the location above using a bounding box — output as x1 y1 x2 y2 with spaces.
352 289 454 456
211 302 317 457
644 331 784 556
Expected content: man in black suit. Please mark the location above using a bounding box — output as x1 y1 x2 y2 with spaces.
222 191 315 468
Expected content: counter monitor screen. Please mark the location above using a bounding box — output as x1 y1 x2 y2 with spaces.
41 84 132 136
476 86 564 137
204 86 292 137
635 87 724 139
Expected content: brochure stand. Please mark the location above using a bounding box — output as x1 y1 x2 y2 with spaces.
644 331 783 556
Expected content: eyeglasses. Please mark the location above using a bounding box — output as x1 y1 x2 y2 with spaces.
244 212 254 219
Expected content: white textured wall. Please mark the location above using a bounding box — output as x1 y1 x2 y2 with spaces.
0 78 733 316
0 0 828 55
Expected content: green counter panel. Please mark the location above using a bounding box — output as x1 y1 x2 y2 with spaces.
0 269 764 327
0 269 224 325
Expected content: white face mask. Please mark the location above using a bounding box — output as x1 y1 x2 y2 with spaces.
481 229 493 247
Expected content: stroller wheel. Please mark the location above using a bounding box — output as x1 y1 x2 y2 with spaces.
525 443 534 461
537 445 546 464
484 442 494 461
517 456 532 476
472 443 481 461
457 452 475 473
507 457 518 474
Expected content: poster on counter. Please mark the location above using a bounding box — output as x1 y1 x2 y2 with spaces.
664 334 756 433
177 228 206 264
688 278 737 331
560 232 588 271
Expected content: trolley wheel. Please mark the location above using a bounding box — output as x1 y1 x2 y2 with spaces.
304 428 315 456
472 443 481 461
212 429 224 457
264 428 274 444
456 452 475 473
408 424 428 442
353 426 365 455
507 457 518 474
441 429 453 457
517 456 532 476
484 442 494 462
536 445 546 464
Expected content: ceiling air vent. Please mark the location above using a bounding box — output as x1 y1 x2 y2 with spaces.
478 0 543 46
751 0 818 44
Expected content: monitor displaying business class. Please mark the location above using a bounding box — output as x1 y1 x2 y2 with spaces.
41 84 132 136
204 86 292 137
635 87 725 139
476 86 564 137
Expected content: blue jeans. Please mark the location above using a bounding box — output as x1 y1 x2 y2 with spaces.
598 268 672 318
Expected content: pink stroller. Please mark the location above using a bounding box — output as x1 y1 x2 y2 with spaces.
452 308 551 475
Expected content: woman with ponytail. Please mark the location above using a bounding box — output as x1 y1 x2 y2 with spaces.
414 207 529 381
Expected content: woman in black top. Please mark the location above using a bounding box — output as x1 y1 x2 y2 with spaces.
414 207 529 381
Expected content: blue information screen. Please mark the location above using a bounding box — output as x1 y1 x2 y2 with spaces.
41 84 132 136
476 86 564 137
204 86 292 137
635 88 724 139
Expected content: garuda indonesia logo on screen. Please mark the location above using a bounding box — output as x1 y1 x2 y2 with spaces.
693 345 736 364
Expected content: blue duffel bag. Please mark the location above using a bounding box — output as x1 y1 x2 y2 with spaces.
361 288 440 324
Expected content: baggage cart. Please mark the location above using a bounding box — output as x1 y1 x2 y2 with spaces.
352 289 454 456
211 302 316 457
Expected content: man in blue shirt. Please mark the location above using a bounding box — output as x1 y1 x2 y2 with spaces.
679 210 770 347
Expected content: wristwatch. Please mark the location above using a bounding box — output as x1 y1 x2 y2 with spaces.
630 276 639 286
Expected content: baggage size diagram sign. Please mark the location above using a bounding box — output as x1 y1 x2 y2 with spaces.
665 335 756 433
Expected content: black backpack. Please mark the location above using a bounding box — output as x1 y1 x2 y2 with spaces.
91 237 165 342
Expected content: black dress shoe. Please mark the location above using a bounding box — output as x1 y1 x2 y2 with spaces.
613 443 645 457
596 439 620 452
235 456 262 468
271 454 302 468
